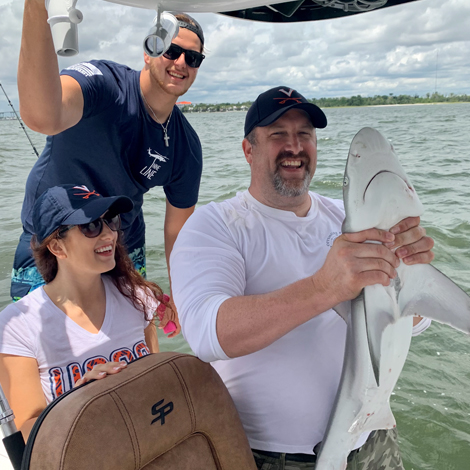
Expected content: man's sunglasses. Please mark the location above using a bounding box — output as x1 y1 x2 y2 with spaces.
58 214 121 239
163 43 205 68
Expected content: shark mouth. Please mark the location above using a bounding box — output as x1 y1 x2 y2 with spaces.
363 170 412 202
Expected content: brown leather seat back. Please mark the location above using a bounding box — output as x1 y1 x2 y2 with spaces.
23 353 256 470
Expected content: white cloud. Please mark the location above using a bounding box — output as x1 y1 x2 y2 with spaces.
1 0 469 111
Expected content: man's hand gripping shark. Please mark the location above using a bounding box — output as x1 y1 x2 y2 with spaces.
315 127 470 470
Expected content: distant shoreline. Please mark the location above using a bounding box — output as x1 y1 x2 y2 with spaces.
2 97 468 118
321 102 466 109
181 100 469 114
359 102 454 107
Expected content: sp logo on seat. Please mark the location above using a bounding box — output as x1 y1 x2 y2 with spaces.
151 399 174 425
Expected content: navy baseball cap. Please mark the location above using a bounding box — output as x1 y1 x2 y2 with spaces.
32 184 134 243
244 86 327 137
170 12 204 46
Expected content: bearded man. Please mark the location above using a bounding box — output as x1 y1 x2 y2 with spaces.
170 86 434 468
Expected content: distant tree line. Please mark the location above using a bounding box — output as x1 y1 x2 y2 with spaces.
181 101 252 113
309 92 470 107
182 93 470 113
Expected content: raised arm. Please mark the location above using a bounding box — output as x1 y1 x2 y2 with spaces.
18 0 84 134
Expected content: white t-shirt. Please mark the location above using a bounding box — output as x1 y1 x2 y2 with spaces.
0 276 153 404
171 190 430 454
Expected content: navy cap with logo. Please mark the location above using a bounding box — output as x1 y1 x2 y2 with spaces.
244 86 327 137
32 184 134 243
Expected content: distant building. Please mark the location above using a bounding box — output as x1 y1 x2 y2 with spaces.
176 101 192 110
0 111 16 120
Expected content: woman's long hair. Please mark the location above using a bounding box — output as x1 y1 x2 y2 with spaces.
31 229 172 321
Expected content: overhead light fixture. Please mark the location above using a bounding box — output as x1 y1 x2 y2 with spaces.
46 0 83 56
143 11 179 58
312 0 388 12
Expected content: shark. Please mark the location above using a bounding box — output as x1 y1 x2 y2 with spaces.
315 127 470 470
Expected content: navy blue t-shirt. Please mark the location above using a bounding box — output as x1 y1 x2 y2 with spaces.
12 60 202 298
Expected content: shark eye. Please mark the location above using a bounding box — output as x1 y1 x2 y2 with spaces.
343 176 349 186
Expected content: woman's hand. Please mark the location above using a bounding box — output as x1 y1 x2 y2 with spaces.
156 294 180 338
74 361 127 387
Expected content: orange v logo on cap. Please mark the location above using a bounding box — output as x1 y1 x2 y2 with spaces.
275 88 302 105
72 185 101 199
279 88 294 97
274 97 303 105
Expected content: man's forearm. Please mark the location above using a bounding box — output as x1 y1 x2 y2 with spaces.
164 203 196 337
164 201 195 276
164 232 176 279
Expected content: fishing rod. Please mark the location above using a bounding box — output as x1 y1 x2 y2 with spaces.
0 82 39 157
0 385 25 470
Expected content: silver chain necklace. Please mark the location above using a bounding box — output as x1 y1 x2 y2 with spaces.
140 88 173 147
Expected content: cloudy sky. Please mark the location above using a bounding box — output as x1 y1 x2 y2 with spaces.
1 0 469 111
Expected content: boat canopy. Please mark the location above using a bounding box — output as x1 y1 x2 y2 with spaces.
222 0 421 23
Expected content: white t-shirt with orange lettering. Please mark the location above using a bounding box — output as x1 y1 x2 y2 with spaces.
0 276 152 403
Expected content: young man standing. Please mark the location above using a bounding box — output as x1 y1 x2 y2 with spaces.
13 1 205 335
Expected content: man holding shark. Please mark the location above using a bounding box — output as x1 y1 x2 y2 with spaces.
170 86 434 469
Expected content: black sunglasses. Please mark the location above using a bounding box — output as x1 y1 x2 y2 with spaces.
58 214 121 239
163 43 205 68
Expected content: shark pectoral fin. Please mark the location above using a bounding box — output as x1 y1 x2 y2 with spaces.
350 403 397 436
364 285 397 386
398 264 470 333
333 301 351 323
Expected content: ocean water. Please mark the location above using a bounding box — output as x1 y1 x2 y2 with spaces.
0 103 469 468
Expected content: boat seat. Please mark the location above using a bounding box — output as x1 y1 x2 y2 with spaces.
22 352 256 470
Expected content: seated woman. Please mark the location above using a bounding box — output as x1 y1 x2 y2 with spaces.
0 184 171 439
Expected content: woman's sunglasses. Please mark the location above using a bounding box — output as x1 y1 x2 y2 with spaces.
58 214 121 239
163 43 205 68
